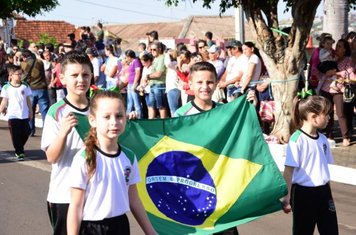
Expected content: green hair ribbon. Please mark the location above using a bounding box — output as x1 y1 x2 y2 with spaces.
297 89 313 99
89 84 120 98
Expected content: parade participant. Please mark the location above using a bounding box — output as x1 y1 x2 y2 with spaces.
283 94 338 235
41 51 92 234
174 61 257 235
0 65 32 160
67 90 157 235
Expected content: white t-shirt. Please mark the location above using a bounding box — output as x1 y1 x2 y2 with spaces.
164 54 179 92
41 98 90 203
208 59 225 80
141 66 152 94
70 146 140 220
225 55 244 83
105 56 120 89
0 83 32 119
285 129 334 187
91 57 100 78
319 48 334 62
240 54 262 87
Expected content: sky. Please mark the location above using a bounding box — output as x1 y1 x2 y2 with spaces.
27 0 323 27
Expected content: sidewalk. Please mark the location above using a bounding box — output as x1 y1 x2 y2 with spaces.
269 116 356 185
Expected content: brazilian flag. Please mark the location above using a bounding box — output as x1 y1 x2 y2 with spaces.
75 96 287 235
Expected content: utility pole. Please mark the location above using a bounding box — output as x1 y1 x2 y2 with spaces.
234 7 245 42
2 18 14 48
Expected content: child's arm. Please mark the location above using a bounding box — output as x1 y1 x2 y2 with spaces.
26 96 33 120
0 97 8 115
282 166 294 214
67 187 85 235
45 113 78 163
129 185 157 235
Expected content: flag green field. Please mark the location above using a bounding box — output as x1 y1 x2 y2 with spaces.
117 96 288 235
74 96 287 234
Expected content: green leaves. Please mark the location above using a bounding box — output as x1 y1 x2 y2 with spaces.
0 0 59 19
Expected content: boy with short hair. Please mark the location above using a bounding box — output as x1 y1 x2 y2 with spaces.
0 64 32 161
175 61 221 116
41 51 93 234
175 61 258 235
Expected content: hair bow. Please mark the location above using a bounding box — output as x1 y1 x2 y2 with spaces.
89 85 120 98
297 89 313 99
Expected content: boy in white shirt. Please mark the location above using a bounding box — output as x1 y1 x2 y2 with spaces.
0 65 33 160
41 51 92 234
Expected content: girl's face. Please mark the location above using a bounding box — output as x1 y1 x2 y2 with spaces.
335 41 346 58
322 39 334 50
242 45 254 57
90 97 126 143
141 59 151 68
311 112 330 129
105 48 112 57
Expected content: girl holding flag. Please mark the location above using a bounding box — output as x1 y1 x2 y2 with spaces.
67 90 156 235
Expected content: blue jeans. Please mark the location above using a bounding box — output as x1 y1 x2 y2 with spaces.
147 83 167 109
30 89 50 135
227 85 239 98
127 84 142 118
167 88 181 115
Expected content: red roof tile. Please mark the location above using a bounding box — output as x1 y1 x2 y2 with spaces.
14 19 76 44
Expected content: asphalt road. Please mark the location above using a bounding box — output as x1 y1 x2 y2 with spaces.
0 121 355 235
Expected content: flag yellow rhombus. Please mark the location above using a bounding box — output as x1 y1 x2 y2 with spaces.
137 136 262 230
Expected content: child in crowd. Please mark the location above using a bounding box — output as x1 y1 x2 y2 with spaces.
41 51 92 234
0 64 32 160
67 91 156 235
316 34 336 94
282 94 339 235
174 61 256 235
318 34 335 63
175 61 256 117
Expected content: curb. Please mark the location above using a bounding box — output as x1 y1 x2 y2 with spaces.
269 144 356 186
1 115 355 186
0 114 43 128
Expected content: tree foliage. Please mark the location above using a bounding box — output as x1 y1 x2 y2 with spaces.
165 0 356 13
165 0 355 143
0 0 59 19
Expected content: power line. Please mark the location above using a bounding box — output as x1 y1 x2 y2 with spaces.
73 0 181 21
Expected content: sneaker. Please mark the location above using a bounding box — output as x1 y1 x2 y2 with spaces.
15 153 25 161
343 138 351 147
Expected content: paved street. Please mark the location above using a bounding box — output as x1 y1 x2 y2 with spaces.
0 119 355 235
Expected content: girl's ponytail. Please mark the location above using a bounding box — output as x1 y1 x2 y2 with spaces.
85 127 98 180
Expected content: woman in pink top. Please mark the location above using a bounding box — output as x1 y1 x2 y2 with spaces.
319 39 354 146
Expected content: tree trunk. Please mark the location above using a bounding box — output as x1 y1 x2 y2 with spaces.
242 0 321 143
270 73 299 144
323 0 348 41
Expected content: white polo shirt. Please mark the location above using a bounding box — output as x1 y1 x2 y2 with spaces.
41 98 89 203
70 146 140 220
285 129 334 187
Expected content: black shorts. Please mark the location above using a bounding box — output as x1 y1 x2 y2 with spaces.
291 183 338 235
80 214 130 235
47 202 69 235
